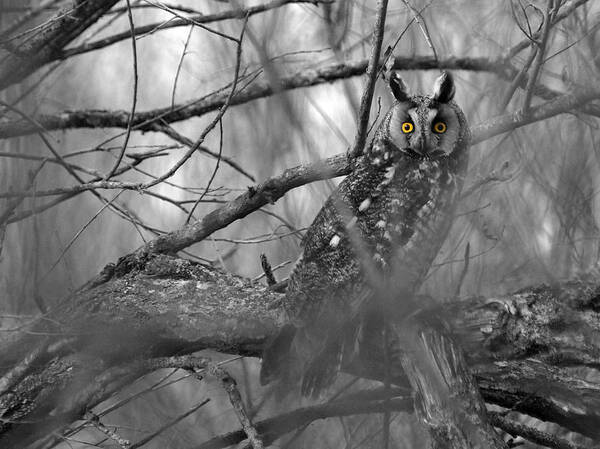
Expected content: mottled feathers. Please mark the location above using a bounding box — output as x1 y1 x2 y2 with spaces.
260 72 471 396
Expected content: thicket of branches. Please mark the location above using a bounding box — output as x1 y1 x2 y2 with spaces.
1 1 600 448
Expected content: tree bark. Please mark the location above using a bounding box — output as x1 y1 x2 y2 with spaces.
1 254 599 447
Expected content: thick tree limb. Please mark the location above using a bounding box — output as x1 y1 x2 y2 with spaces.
1 254 599 446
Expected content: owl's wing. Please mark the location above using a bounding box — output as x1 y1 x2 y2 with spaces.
260 184 369 389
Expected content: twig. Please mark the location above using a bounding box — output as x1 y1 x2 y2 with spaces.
41 191 124 281
453 242 470 298
85 411 131 449
0 0 63 40
209 365 264 449
142 18 247 190
197 394 412 449
523 0 556 114
171 24 194 110
157 122 255 181
0 101 154 238
349 0 389 158
105 85 600 272
499 46 538 111
460 161 515 199
109 3 204 15
401 0 439 64
143 0 238 42
58 0 330 60
185 119 224 224
260 254 277 286
129 399 210 449
0 163 45 226
104 0 138 180
254 258 291 282
504 0 590 60
0 0 121 90
0 56 506 139
5 152 165 223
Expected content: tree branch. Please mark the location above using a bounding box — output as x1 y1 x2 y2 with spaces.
0 0 120 91
0 56 502 139
1 254 599 446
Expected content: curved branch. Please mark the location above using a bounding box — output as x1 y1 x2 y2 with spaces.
0 56 502 139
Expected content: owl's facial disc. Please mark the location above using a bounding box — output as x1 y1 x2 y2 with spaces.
388 101 460 159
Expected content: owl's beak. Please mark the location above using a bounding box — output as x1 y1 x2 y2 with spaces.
410 135 426 157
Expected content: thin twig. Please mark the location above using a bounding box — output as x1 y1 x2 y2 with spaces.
108 85 600 267
260 254 277 286
185 119 224 224
504 0 589 60
0 56 506 140
197 394 412 449
171 24 194 110
499 46 538 111
401 0 439 64
523 0 556 114
85 411 131 449
41 191 124 281
0 0 63 40
453 242 470 298
253 259 292 282
104 0 139 180
209 365 264 449
129 399 210 449
143 0 239 42
58 0 330 59
157 122 255 181
142 19 248 190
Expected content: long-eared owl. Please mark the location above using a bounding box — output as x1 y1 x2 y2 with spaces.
260 71 471 396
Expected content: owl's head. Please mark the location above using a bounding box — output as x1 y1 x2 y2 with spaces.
379 71 470 160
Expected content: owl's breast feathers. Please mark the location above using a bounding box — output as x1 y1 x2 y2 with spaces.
285 138 466 322
261 135 467 393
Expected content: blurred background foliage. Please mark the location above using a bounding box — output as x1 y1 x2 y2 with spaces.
1 0 599 447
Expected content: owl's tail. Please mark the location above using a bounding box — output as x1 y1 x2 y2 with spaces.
301 334 344 397
259 323 297 385
261 319 361 398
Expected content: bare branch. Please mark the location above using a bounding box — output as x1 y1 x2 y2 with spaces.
104 0 139 180
197 394 412 449
57 0 330 60
0 56 503 139
209 365 263 449
349 0 389 158
0 0 121 91
129 399 211 449
105 85 600 274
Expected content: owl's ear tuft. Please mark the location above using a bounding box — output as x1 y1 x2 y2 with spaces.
389 72 410 102
432 71 455 103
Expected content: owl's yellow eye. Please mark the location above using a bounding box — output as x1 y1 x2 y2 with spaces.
401 122 414 133
433 121 447 133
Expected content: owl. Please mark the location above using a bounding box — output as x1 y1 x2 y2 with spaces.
260 71 471 397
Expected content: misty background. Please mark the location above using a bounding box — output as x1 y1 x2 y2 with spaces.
1 0 599 447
